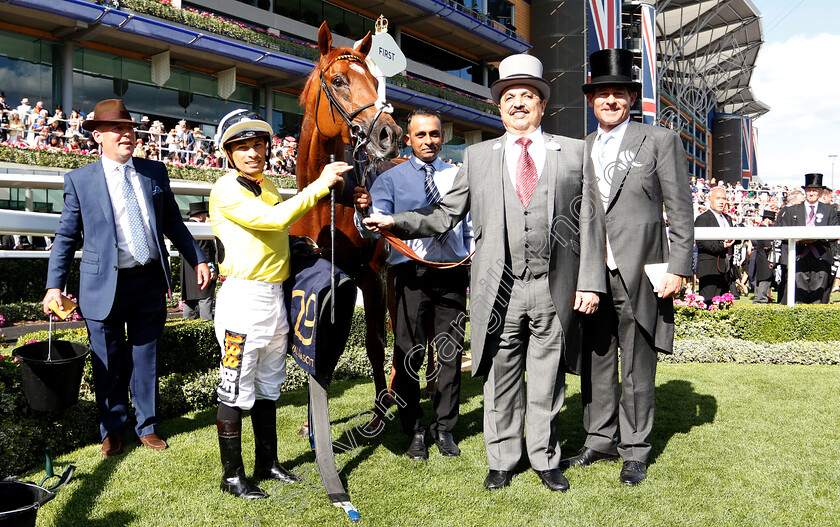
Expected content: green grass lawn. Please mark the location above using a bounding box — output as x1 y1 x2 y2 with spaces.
22 364 840 527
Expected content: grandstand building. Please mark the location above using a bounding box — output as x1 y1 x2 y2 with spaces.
0 0 767 211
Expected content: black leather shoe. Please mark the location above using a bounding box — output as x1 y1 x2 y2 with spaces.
254 461 302 483
619 461 647 486
535 469 570 492
432 431 461 457
484 470 512 490
559 446 619 470
405 432 427 460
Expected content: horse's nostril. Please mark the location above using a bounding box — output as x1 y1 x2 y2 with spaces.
379 127 390 144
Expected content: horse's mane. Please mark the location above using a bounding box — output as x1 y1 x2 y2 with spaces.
299 46 371 109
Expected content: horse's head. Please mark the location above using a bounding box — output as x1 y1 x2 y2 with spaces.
301 22 402 161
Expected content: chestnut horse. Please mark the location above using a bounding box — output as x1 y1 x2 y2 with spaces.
291 23 402 420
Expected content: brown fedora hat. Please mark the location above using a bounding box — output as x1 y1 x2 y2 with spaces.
81 99 135 132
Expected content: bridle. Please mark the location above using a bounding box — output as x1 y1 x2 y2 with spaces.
315 53 389 188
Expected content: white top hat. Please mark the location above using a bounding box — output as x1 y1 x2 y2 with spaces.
490 54 550 104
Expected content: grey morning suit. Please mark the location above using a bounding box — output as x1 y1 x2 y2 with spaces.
571 120 694 463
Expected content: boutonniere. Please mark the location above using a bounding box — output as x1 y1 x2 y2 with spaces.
816 212 824 222
492 141 502 151
151 186 163 196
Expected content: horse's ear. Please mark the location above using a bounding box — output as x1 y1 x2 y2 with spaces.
355 31 372 58
318 22 332 56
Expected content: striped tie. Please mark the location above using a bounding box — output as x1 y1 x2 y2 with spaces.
423 163 448 243
119 164 150 265
515 137 538 207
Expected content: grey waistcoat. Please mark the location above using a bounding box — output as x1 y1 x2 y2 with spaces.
503 170 551 278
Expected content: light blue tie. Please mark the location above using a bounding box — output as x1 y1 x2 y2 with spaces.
598 134 613 171
119 164 150 265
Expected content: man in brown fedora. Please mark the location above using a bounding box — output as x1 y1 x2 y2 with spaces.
775 173 839 304
43 98 211 457
361 53 605 492
559 48 694 486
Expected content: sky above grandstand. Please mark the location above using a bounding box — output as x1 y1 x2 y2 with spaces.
751 0 840 187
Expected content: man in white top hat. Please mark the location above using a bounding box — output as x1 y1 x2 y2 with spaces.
361 53 605 492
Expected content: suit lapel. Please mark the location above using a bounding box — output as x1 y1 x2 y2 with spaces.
133 160 160 237
543 133 557 222
488 136 506 237
91 161 117 230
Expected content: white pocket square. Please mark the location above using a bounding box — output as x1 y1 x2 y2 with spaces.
545 142 561 151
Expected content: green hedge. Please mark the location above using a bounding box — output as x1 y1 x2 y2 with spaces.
0 259 81 304
674 304 840 342
667 338 840 365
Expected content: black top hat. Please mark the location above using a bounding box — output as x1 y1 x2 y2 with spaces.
761 210 777 221
0 91 5 98
803 173 826 189
582 48 642 95
188 201 209 217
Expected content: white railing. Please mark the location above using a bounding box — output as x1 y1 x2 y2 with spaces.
2 211 838 307
695 226 840 306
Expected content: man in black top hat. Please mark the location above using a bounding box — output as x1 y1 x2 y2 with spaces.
559 48 693 486
0 92 9 143
775 173 839 304
750 210 778 303
181 200 217 320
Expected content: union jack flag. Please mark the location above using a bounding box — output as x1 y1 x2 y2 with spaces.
588 0 621 51
640 4 658 124
587 0 621 133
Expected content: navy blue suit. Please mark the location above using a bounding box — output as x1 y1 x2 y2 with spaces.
47 157 206 439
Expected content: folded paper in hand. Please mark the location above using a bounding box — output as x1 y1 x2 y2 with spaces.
48 295 78 320
644 263 669 293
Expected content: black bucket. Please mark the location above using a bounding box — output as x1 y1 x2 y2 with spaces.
0 481 55 527
13 340 89 412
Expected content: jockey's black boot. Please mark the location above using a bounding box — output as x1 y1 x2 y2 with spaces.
251 398 301 484
217 404 267 499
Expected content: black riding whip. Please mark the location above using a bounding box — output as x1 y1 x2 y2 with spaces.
329 153 336 324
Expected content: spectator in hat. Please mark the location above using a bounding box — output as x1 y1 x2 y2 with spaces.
17 97 31 116
775 173 839 303
136 115 151 143
749 210 778 303
42 98 210 457
7 110 24 144
181 201 217 320
0 92 8 143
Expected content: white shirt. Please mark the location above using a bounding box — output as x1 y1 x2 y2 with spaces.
591 118 631 270
712 210 730 228
100 155 160 268
504 127 546 189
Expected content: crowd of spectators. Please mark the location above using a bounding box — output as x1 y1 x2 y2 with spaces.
690 176 840 226
0 93 298 177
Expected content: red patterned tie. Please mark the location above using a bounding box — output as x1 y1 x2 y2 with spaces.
515 137 538 207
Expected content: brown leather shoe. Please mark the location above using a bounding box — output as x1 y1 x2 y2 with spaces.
101 434 123 457
139 433 168 450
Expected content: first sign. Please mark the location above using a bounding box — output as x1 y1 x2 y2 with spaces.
369 32 406 77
